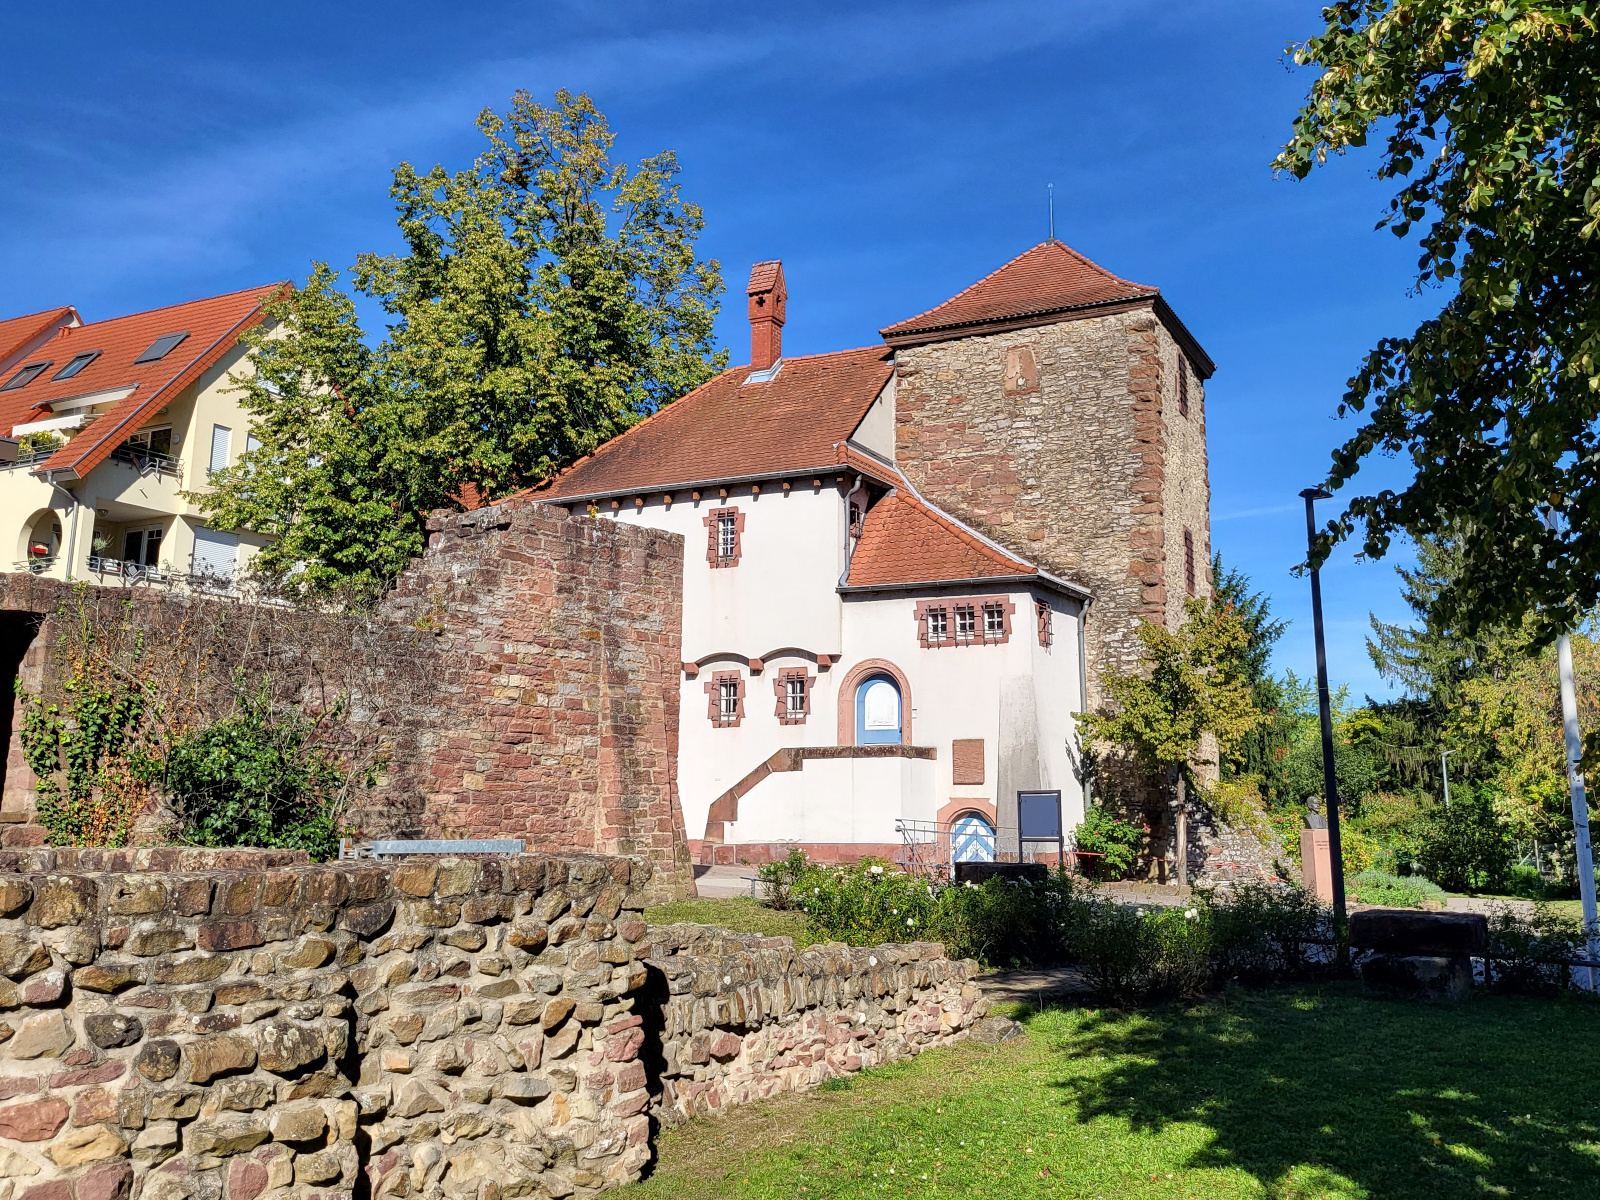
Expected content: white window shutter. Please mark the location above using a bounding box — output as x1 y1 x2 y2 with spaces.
190 527 239 590
209 425 231 476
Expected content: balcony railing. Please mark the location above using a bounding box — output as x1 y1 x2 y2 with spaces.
11 556 57 575
109 445 181 479
87 556 177 586
1 449 57 471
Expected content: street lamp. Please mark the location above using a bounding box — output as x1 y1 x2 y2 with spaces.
1441 749 1455 809
1300 488 1348 939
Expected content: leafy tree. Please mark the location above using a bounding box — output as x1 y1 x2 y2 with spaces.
1212 555 1297 793
1080 596 1265 818
1277 3 1600 643
205 90 725 593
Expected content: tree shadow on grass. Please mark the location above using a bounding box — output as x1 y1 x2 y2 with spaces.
1043 985 1600 1198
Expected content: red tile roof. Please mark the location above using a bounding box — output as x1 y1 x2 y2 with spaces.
844 488 1042 588
0 285 283 478
537 346 894 499
0 308 77 375
879 240 1157 346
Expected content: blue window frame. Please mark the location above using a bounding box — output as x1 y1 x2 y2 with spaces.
855 675 902 745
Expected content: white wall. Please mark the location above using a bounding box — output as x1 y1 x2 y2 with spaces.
586 480 1087 851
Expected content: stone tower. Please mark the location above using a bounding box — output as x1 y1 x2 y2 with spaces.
882 240 1215 708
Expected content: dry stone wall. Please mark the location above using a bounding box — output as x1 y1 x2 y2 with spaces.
0 849 981 1200
643 926 986 1124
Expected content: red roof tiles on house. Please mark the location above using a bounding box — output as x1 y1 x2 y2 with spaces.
2 285 283 479
538 346 894 499
0 308 77 376
879 240 1158 346
844 489 1040 588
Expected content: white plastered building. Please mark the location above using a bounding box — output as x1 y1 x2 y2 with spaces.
537 262 1092 867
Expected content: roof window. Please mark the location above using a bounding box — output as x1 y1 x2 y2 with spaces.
135 332 190 364
0 362 52 391
52 352 100 381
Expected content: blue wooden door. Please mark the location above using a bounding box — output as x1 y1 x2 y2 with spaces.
855 675 902 744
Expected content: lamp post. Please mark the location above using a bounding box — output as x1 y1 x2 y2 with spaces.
1441 749 1455 810
1300 488 1348 940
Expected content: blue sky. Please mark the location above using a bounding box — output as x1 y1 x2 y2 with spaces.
1 0 1437 698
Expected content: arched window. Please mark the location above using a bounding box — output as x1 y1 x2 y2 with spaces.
855 674 902 745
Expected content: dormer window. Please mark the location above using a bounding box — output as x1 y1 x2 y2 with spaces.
135 332 189 364
1 362 51 391
52 352 100 381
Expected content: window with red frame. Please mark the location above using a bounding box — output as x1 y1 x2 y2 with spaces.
1178 352 1190 417
706 671 744 727
917 597 1014 647
705 507 744 567
774 668 811 725
1037 601 1053 648
1184 528 1196 595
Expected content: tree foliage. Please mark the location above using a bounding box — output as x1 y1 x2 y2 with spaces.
1079 596 1265 796
205 90 725 593
1277 2 1600 641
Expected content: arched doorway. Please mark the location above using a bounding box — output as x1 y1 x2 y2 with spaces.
855 674 902 745
950 812 996 863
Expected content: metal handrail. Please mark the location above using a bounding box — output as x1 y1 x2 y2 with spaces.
87 556 175 585
109 445 181 478
11 556 56 575
1 449 55 471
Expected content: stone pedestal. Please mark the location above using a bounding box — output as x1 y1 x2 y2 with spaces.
1301 828 1333 900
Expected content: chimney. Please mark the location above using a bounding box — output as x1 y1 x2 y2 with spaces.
746 260 787 371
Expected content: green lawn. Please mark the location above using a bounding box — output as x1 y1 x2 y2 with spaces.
627 985 1600 1199
642 897 816 946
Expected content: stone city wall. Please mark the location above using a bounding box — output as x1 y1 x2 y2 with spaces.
0 494 694 903
642 925 986 1125
0 849 980 1200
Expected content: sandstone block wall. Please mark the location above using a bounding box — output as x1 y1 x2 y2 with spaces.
643 925 985 1124
379 501 691 903
0 494 694 902
0 850 982 1200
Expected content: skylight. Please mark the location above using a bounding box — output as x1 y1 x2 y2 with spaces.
0 362 51 391
134 332 190 364
52 352 100 381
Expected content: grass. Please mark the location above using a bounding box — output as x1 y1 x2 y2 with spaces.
626 985 1600 1199
642 897 817 946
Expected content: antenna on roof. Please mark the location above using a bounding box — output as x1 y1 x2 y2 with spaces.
1047 183 1055 243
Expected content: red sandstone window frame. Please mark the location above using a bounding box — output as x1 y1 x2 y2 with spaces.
704 507 745 568
1183 528 1196 595
1178 352 1190 418
916 596 1015 648
1037 601 1053 648
706 671 745 727
773 667 813 725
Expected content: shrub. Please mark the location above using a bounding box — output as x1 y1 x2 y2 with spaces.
797 861 1331 1001
164 682 358 861
1074 807 1145 880
1505 864 1554 900
1415 789 1512 892
756 849 810 910
1345 869 1447 909
1206 881 1328 983
1485 904 1586 995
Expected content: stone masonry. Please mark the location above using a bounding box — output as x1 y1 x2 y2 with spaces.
892 305 1213 703
378 502 692 902
0 497 694 903
0 847 981 1200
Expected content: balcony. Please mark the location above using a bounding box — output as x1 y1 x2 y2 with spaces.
108 445 181 480
0 449 55 472
11 556 57 575
87 556 177 586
